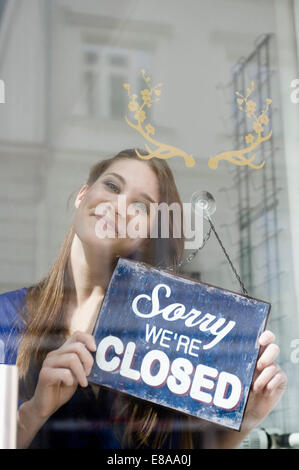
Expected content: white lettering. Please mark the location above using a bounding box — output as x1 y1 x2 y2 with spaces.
183 202 203 250
167 357 194 395
140 350 170 387
132 284 171 319
160 329 174 348
290 339 299 364
96 335 123 372
213 371 242 410
95 202 116 238
0 79 5 104
190 364 218 404
181 308 204 326
132 283 236 349
120 341 141 381
127 203 148 238
290 78 299 103
176 334 190 354
149 202 182 239
202 318 236 350
188 338 202 357
145 323 163 344
95 336 244 412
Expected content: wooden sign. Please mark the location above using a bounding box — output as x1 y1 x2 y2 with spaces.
88 258 270 430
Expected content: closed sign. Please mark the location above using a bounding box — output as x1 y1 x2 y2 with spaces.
88 258 270 430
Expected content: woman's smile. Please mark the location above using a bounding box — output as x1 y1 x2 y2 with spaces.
94 213 118 236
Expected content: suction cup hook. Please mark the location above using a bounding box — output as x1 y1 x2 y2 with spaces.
191 190 216 220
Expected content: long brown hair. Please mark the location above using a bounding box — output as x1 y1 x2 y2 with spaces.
16 149 196 448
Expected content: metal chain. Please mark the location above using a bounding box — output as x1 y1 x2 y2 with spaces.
161 217 249 297
163 226 212 272
207 217 249 296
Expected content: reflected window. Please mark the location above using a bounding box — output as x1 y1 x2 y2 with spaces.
76 42 152 121
0 0 7 25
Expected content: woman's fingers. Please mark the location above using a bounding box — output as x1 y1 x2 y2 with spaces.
256 343 280 371
259 330 276 347
253 359 287 395
257 330 276 360
252 330 281 385
42 331 97 388
31 332 98 421
63 331 97 353
253 363 280 393
43 352 89 387
39 366 77 388
265 369 287 394
58 342 95 376
59 331 96 376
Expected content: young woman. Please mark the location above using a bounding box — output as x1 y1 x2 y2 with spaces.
0 149 286 449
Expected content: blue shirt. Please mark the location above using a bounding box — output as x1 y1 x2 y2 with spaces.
0 287 27 365
0 288 123 448
0 288 183 449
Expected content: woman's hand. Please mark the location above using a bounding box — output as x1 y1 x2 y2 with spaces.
241 330 287 432
216 330 287 449
28 331 96 421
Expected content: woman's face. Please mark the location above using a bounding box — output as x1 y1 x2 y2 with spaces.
72 158 160 259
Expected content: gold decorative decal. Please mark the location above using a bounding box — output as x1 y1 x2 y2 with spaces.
123 70 195 168
208 81 272 170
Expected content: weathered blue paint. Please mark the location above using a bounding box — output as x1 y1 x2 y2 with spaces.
88 258 270 431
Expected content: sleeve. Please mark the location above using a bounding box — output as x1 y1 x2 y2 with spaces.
0 288 27 365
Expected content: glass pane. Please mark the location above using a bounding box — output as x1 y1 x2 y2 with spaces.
109 73 127 119
108 54 128 67
0 0 7 24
